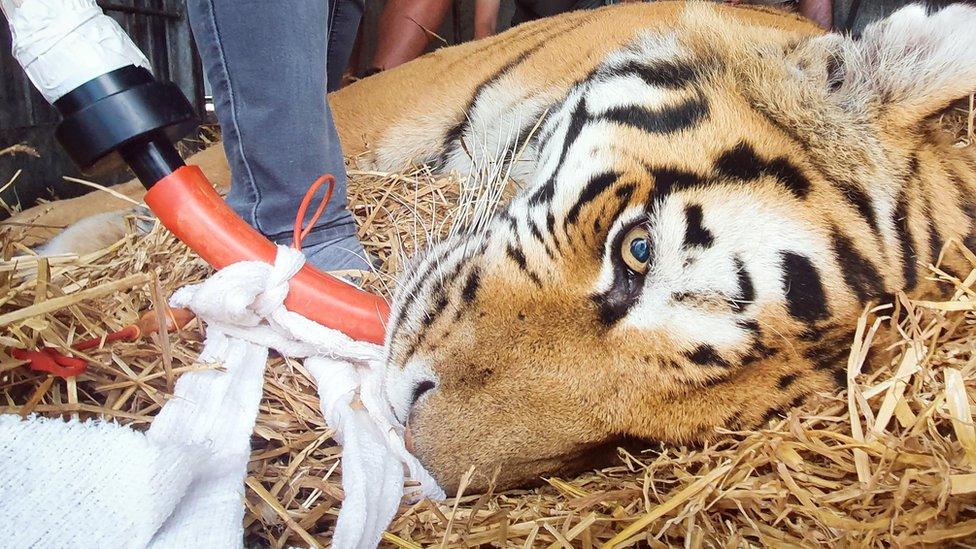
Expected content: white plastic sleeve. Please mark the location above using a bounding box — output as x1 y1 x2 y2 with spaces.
1 0 151 103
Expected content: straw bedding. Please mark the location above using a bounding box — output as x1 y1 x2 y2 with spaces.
1 100 975 547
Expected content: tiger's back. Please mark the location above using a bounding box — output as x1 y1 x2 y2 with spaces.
331 2 823 171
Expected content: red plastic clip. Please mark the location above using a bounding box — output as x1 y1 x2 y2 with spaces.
10 307 195 379
11 347 88 378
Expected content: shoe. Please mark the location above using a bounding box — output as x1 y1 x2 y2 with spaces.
301 233 372 273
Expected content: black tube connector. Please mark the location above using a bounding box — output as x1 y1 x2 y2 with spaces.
52 65 197 188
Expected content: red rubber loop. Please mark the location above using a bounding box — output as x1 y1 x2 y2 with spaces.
293 174 335 250
144 166 389 343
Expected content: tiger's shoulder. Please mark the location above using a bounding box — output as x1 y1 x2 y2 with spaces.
330 1 824 173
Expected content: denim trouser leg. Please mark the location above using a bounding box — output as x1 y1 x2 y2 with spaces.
186 0 367 269
327 0 365 92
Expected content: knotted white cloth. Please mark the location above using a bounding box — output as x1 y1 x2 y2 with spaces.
0 246 443 548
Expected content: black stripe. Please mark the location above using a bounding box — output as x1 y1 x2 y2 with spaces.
514 117 543 156
835 181 880 235
398 254 469 362
420 254 469 328
686 345 730 368
547 210 564 253
506 244 542 286
648 168 707 200
715 142 762 180
504 212 519 233
780 251 829 324
683 204 714 248
529 96 589 205
802 329 850 356
765 157 812 200
732 256 755 312
830 227 885 304
788 394 807 410
955 169 976 252
527 218 545 245
752 104 811 154
442 10 587 70
777 373 799 389
602 95 709 136
833 366 848 389
423 293 450 328
700 374 735 388
527 219 557 260
740 340 778 367
804 340 850 372
736 318 760 334
924 195 943 266
893 189 918 290
601 184 637 241
438 19 580 168
565 171 620 227
761 406 787 424
461 267 481 303
592 185 637 248
388 245 455 342
714 142 811 199
603 59 698 89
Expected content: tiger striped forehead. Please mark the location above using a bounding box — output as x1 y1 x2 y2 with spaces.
383 1 976 494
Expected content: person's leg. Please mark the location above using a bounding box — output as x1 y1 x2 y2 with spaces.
474 0 501 39
370 0 452 71
326 0 365 91
187 0 369 271
512 0 601 24
797 0 832 29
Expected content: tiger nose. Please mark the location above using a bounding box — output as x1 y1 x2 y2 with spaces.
404 419 415 452
410 380 436 408
403 380 435 452
385 360 438 424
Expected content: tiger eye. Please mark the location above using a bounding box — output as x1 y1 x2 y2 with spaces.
621 226 651 274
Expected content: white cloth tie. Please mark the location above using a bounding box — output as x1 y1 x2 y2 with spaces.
0 246 443 548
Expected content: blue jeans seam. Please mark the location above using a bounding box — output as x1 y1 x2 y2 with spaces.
206 0 264 233
327 0 340 77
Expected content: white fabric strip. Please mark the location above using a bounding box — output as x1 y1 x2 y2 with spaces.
0 246 442 548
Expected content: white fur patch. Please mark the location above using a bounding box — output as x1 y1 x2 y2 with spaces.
831 3 976 118
34 209 152 257
611 187 824 355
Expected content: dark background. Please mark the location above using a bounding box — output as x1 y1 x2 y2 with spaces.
0 1 206 214
0 0 927 217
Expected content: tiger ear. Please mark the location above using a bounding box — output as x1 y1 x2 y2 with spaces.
820 3 976 124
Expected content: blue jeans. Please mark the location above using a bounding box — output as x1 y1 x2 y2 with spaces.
186 0 368 270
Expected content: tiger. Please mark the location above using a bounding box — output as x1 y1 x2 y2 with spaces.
11 1 976 495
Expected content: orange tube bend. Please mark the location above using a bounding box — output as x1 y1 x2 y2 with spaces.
144 165 389 344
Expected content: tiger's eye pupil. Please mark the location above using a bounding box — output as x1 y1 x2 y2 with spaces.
629 238 650 263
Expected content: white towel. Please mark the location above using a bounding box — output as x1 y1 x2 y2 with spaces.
0 246 443 548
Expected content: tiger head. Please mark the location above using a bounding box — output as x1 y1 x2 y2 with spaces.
384 3 976 494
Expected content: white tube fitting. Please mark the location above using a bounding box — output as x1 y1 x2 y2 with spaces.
1 0 151 103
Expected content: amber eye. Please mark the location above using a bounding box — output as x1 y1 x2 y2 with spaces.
621 226 651 274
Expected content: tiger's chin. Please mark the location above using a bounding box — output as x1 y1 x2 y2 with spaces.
408 419 644 495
